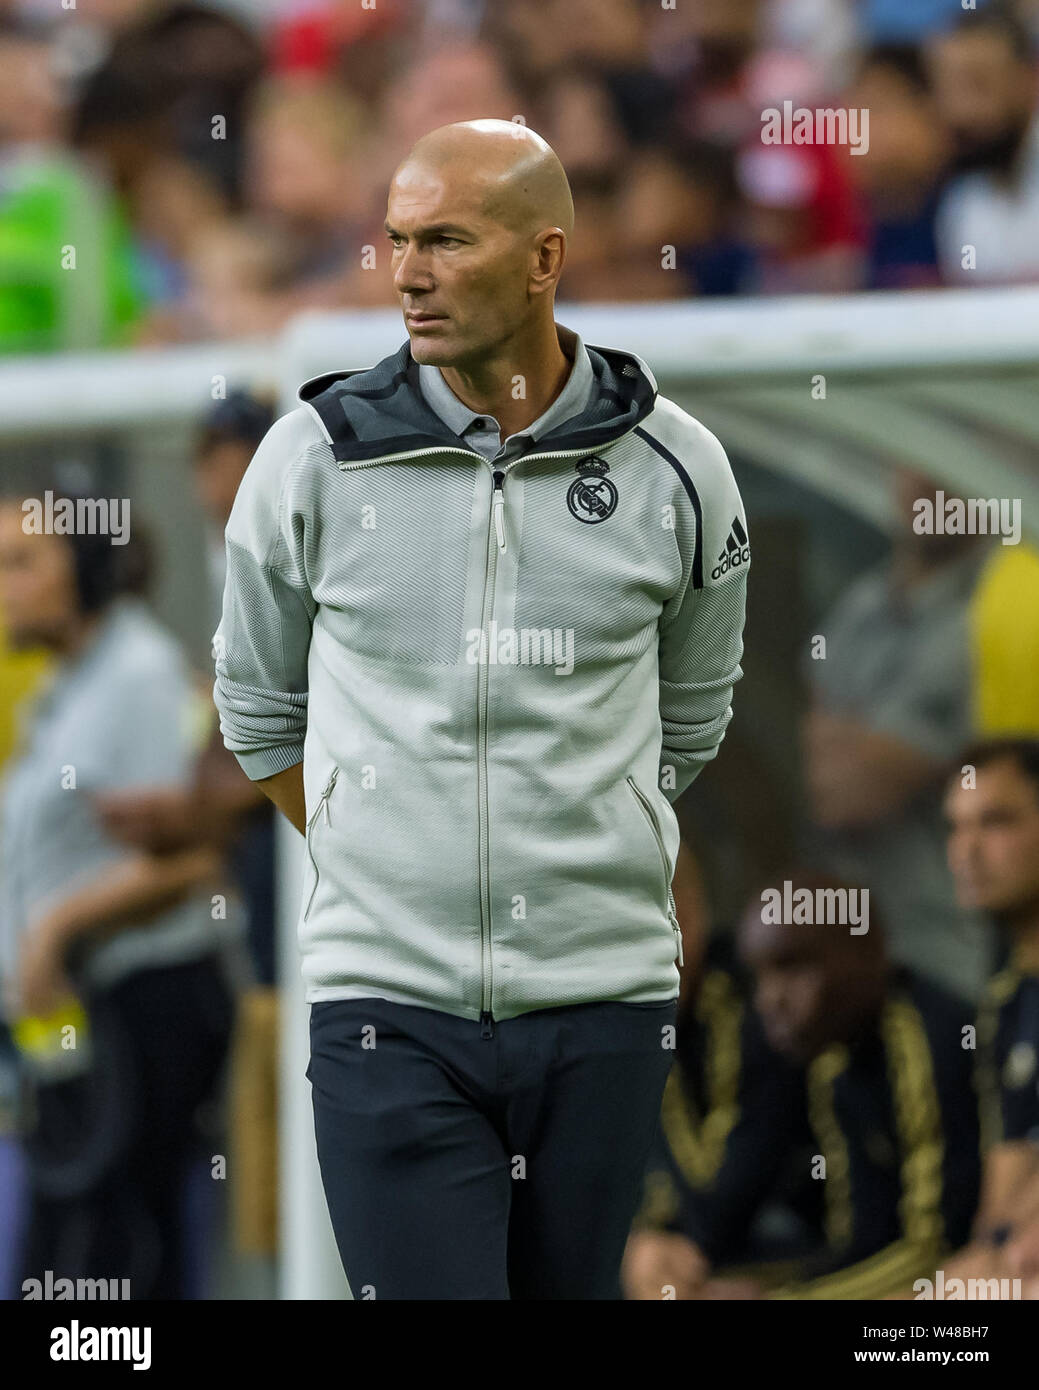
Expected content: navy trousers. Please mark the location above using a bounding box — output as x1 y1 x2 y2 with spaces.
308 995 677 1300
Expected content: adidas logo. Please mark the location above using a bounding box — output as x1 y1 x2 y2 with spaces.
711 517 750 579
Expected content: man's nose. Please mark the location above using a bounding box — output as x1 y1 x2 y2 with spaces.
393 244 434 295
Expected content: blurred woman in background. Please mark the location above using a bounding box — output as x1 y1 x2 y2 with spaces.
0 484 239 1299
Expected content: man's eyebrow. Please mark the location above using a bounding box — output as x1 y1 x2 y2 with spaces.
384 222 473 238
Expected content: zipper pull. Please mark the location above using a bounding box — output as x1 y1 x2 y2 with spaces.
491 470 506 553
480 1010 494 1039
320 769 338 825
668 895 684 966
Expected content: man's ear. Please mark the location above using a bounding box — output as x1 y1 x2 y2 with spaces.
531 229 566 294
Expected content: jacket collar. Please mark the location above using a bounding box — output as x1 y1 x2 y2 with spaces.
297 323 658 464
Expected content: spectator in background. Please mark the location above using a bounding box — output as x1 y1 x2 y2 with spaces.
625 872 980 1300
737 139 867 294
122 154 228 332
612 143 752 299
845 46 950 289
373 40 523 166
235 74 379 322
0 487 238 1298
94 392 283 1272
670 0 762 146
244 77 370 282
670 142 754 297
68 2 273 343
623 921 809 1299
803 469 994 1002
928 5 1039 286
192 390 276 633
0 18 141 353
538 69 631 188
70 1 266 206
893 741 1039 1298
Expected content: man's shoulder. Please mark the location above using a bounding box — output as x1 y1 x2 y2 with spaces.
265 405 333 458
237 406 335 498
636 394 739 503
639 393 729 463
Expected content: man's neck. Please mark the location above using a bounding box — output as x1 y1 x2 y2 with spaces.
437 320 571 441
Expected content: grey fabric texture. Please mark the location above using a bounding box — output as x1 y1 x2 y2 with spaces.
213 330 749 1021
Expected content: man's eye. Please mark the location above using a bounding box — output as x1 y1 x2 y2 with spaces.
437 236 461 246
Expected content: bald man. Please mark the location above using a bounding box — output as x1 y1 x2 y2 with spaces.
213 120 750 1298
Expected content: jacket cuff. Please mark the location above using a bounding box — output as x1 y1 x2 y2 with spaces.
233 742 306 781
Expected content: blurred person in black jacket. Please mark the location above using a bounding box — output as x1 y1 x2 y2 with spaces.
624 872 980 1299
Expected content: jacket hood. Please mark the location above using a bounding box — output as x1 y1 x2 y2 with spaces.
297 323 658 464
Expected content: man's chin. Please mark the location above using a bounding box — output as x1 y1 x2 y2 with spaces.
954 883 1002 913
405 328 478 369
407 340 460 368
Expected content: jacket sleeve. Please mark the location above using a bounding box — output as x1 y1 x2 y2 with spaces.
212 410 320 781
657 422 748 804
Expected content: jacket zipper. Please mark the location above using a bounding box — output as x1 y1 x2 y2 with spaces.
626 775 684 967
337 436 644 1029
475 462 523 1037
303 766 339 921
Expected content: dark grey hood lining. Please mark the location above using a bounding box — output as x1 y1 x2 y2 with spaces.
298 330 658 463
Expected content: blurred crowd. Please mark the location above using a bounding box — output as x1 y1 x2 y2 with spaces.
3 0 1039 353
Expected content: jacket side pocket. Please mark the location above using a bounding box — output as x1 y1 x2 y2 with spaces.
303 766 339 922
626 775 684 967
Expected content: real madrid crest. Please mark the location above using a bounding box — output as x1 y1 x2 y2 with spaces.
567 456 618 525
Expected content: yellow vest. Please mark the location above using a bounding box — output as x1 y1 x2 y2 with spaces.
0 614 50 767
970 543 1039 736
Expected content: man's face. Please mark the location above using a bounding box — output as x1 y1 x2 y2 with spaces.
385 161 537 368
194 439 253 526
0 502 78 648
945 759 1039 914
739 914 834 1062
928 32 1034 157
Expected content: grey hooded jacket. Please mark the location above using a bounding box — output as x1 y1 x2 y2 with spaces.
212 328 749 1024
